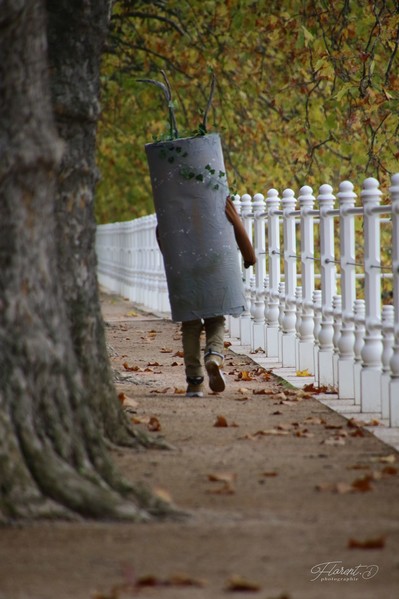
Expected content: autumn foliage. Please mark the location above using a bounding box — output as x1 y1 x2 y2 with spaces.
96 0 399 223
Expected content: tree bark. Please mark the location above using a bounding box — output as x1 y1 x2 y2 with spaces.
0 0 169 521
46 0 145 447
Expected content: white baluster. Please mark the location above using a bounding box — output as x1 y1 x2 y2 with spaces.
353 299 366 405
240 193 253 346
360 177 383 413
228 194 242 338
266 189 281 357
263 275 270 349
337 180 357 399
332 295 342 389
295 286 302 371
252 193 266 350
298 185 315 373
312 289 322 383
318 184 337 386
278 281 286 362
389 173 399 425
381 305 394 420
281 189 297 368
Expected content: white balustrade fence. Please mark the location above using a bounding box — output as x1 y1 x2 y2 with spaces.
96 173 399 427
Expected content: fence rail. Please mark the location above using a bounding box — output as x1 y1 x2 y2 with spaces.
96 173 399 427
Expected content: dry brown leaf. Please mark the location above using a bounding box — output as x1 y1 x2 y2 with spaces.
316 481 353 494
121 396 139 411
351 475 374 492
214 415 229 427
238 387 251 395
294 429 314 438
171 361 182 366
252 389 274 395
174 387 186 394
382 465 398 476
225 575 261 592
348 536 385 550
224 340 232 348
173 350 184 358
207 471 236 494
150 387 170 394
370 454 396 464
254 429 290 437
236 370 254 381
323 437 346 446
147 416 161 432
167 573 206 588
160 347 173 353
304 416 326 425
147 361 161 367
123 362 142 372
152 487 173 504
234 396 250 402
117 392 127 404
261 471 278 477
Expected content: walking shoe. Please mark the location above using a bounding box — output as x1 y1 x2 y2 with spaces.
186 376 205 397
204 351 225 393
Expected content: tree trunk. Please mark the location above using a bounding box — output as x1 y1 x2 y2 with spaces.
0 0 169 521
45 0 145 447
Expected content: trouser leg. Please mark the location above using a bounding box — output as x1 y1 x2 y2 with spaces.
204 316 226 362
181 319 204 378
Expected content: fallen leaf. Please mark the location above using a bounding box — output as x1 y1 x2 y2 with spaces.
238 387 251 395
370 454 396 464
351 475 374 492
252 389 274 395
120 395 139 411
323 436 346 446
303 383 329 394
117 392 127 404
147 416 161 432
304 416 326 425
171 361 183 366
167 573 206 588
123 362 142 372
296 369 311 377
173 350 184 358
207 471 236 494
147 361 161 367
126 310 138 317
225 575 261 592
236 370 254 381
382 465 398 476
150 387 170 394
224 340 232 348
234 396 250 402
254 429 290 437
261 471 278 477
272 410 283 415
160 347 173 353
214 415 229 427
152 487 173 504
174 387 186 394
348 536 385 549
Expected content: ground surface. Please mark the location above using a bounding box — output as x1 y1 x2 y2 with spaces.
1 291 399 599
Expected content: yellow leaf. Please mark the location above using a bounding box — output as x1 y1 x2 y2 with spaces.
296 369 311 377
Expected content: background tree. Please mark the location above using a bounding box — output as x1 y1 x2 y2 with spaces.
0 0 166 521
96 0 399 224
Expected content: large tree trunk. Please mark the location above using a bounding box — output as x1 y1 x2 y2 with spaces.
46 0 145 447
0 0 168 521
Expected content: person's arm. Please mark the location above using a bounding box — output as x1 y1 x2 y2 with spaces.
225 196 256 268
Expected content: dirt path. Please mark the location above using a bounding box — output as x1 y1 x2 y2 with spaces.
1 291 399 599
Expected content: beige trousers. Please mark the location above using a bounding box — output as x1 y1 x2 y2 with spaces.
181 316 225 378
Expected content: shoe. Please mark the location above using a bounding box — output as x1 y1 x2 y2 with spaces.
186 376 205 397
204 351 225 393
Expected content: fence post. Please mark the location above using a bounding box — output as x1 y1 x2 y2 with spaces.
252 193 266 350
360 177 383 413
317 184 337 386
337 181 357 398
278 281 285 362
298 185 315 373
332 295 342 388
381 305 394 420
313 289 322 383
240 193 253 346
353 299 366 405
266 189 281 358
389 172 399 425
281 189 297 367
228 194 243 339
